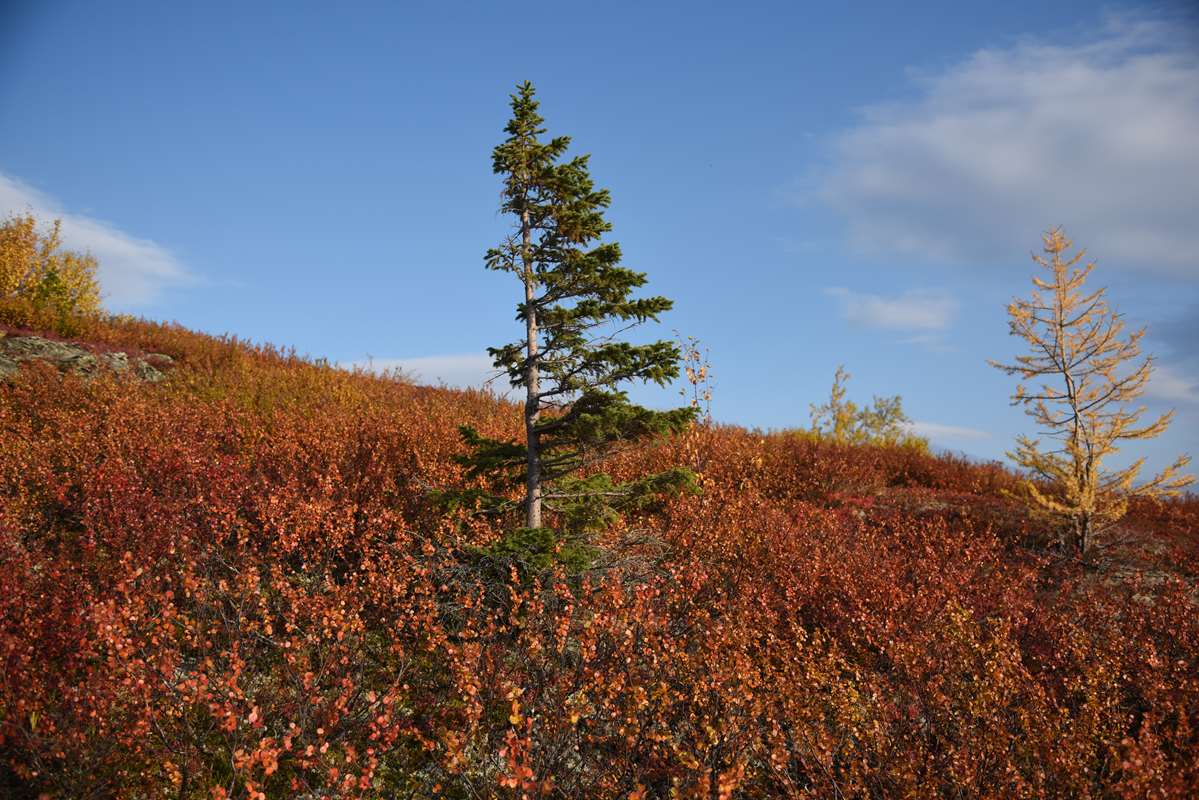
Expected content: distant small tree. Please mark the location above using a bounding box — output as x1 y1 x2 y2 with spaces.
991 228 1192 557
809 365 922 447
675 332 714 425
0 213 101 315
454 82 694 555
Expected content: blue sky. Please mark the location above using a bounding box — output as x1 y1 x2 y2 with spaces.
2 0 1197 473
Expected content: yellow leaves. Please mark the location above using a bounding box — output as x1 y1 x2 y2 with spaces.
0 213 101 315
994 227 1194 555
507 685 524 726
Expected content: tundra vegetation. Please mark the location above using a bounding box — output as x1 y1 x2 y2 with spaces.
0 89 1196 798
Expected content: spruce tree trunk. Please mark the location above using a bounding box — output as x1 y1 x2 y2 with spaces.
521 207 542 529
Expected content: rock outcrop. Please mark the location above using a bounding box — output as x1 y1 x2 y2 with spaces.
0 333 173 382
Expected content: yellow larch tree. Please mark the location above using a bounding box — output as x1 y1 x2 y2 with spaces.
991 227 1192 558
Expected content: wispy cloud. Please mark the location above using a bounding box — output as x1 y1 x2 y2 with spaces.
824 286 957 331
1146 363 1199 404
815 12 1199 278
907 420 991 442
1 173 193 308
343 352 505 391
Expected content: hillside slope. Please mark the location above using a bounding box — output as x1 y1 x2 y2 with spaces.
2 312 1197 798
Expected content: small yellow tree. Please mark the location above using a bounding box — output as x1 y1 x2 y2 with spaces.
991 228 1192 557
809 364 925 448
0 213 102 315
810 365 858 441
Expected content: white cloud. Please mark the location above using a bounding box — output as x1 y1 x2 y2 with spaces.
1145 363 1199 404
1 173 193 308
825 286 956 331
343 352 505 390
907 420 992 442
816 12 1199 278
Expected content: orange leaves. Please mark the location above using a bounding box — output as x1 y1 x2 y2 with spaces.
508 694 524 727
2 312 1198 797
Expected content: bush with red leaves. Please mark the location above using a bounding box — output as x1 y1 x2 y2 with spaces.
1 313 1197 798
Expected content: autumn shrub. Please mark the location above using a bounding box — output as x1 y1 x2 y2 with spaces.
0 215 101 336
806 364 929 452
2 315 1198 798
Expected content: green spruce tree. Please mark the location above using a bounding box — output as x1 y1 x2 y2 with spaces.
456 81 695 555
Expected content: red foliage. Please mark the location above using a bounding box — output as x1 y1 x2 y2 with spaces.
1 316 1197 798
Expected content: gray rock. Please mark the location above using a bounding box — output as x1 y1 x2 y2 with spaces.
102 351 130 372
0 334 172 383
134 359 166 382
